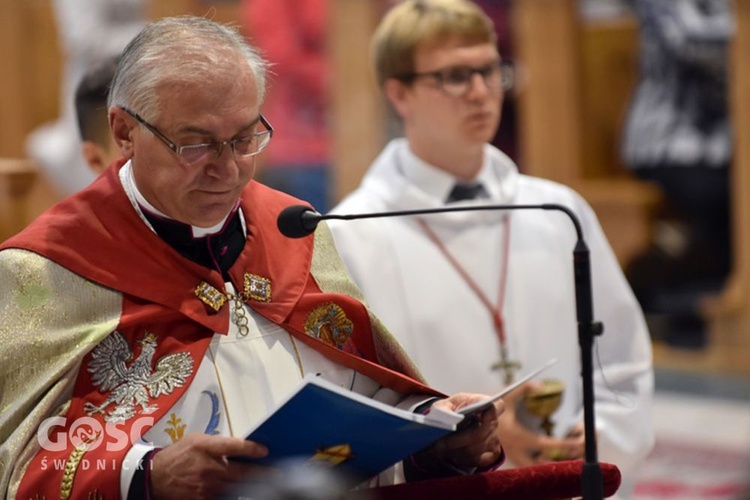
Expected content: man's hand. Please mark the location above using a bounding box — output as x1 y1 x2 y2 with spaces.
150 434 271 499
498 382 584 466
426 393 505 469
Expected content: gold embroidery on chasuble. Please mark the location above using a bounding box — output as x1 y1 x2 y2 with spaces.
194 282 226 312
195 273 272 312
307 224 427 382
83 331 194 423
244 273 271 302
304 303 354 349
195 273 272 337
164 413 187 443
0 250 122 500
60 435 98 500
164 390 221 443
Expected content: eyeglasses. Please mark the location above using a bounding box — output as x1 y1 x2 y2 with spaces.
398 61 513 97
122 107 274 166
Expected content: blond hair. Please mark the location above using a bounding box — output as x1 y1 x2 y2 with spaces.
371 0 497 86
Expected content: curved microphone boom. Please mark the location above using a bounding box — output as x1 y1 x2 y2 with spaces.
278 203 605 500
277 203 585 240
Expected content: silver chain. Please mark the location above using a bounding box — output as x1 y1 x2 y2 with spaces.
227 294 250 337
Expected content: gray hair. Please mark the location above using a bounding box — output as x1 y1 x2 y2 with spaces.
108 16 268 121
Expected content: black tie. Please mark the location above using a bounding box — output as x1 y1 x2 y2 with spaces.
446 182 487 203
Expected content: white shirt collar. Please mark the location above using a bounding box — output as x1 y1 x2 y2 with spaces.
398 144 502 203
118 160 244 237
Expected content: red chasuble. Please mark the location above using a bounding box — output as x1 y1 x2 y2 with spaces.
2 161 436 499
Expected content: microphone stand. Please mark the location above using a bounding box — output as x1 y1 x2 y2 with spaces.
287 203 605 499
560 206 605 500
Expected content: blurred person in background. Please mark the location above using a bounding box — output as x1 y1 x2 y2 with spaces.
329 0 654 496
242 0 332 212
621 0 733 349
75 55 122 175
26 0 145 196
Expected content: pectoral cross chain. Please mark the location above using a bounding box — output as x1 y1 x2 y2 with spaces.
491 344 521 385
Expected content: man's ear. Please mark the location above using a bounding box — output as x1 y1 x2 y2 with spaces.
384 78 412 121
81 141 108 174
109 106 136 159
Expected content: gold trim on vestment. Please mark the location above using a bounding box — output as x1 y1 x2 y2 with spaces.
60 437 96 500
0 249 122 497
244 273 272 302
195 273 272 313
195 282 227 312
304 303 353 349
309 223 427 383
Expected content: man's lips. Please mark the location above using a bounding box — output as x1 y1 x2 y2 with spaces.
197 188 235 196
467 111 493 122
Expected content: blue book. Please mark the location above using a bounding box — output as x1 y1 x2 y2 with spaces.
234 360 556 482
235 375 461 481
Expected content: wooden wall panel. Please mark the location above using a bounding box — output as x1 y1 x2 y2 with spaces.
578 16 639 179
0 1 61 241
330 0 385 202
0 1 61 157
512 0 659 267
513 0 583 184
0 2 28 157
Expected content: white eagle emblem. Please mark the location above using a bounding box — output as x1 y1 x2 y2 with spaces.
83 331 194 423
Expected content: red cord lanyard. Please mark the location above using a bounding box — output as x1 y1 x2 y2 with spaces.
416 217 520 384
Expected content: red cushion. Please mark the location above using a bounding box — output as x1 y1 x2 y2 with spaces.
352 460 621 500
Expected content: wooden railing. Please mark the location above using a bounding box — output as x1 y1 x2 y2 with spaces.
0 160 45 242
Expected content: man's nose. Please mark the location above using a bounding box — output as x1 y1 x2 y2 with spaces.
213 140 235 160
466 72 492 99
207 143 240 177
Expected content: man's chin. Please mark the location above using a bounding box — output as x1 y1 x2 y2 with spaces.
187 202 238 228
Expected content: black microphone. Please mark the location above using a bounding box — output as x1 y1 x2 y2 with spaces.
277 205 324 238
277 203 586 240
278 202 605 500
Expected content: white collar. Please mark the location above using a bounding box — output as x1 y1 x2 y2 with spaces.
356 139 520 227
399 144 502 203
118 160 245 237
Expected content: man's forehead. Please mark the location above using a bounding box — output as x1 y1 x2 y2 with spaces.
174 113 262 137
159 67 257 103
153 76 259 128
414 40 499 67
417 35 495 52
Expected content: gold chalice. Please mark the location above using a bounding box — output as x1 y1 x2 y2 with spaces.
522 379 565 436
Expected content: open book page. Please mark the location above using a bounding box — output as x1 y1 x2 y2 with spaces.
235 375 457 481
428 358 559 426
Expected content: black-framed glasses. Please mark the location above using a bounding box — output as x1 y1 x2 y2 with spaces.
398 61 513 97
122 107 273 166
